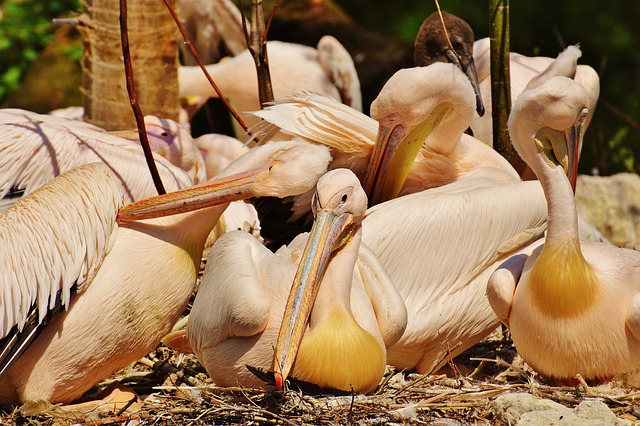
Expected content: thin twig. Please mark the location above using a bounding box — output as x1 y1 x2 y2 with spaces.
264 0 279 41
162 0 251 135
119 0 166 195
434 0 459 61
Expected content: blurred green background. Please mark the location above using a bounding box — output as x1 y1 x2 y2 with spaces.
1 0 638 175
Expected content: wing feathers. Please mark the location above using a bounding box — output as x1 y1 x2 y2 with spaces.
0 163 124 342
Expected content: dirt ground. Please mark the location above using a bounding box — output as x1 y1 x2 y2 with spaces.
2 328 640 425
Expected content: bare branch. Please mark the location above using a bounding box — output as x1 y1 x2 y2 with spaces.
163 0 252 135
119 0 166 195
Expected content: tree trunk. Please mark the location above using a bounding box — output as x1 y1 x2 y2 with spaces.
79 0 180 130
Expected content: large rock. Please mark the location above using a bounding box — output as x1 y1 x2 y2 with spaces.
575 173 640 249
494 393 631 426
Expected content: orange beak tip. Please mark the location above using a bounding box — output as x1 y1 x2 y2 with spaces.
275 372 284 390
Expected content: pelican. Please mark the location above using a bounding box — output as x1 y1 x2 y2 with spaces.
187 169 407 393
361 166 547 374
195 133 248 180
0 140 331 404
469 39 600 148
0 109 195 211
179 36 362 131
486 76 640 382
414 11 484 116
115 115 207 184
45 108 207 183
252 62 518 206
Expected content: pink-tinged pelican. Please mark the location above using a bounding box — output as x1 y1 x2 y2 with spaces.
0 140 331 404
194 133 248 180
187 169 407 393
45 108 208 184
253 62 519 207
361 166 548 374
486 77 640 382
115 115 207 184
0 109 195 211
414 11 484 117
179 36 362 131
470 39 600 148
192 133 261 239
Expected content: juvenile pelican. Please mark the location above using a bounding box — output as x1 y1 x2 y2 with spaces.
486 77 640 382
0 109 195 211
0 140 331 404
187 169 407 393
414 11 484 116
470 39 600 147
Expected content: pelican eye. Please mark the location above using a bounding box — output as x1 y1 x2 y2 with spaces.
341 194 348 203
161 132 168 137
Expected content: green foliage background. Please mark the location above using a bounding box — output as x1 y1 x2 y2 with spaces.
0 0 638 176
0 0 82 100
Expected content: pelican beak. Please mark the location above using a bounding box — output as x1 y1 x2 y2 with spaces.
364 103 452 205
567 122 581 193
535 119 582 194
117 163 271 221
272 199 355 390
445 49 485 117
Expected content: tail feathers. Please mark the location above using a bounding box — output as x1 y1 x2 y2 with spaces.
0 285 77 380
0 186 25 213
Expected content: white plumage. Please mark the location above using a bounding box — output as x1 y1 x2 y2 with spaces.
0 109 194 211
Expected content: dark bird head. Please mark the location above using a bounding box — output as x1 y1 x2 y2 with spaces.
414 11 485 117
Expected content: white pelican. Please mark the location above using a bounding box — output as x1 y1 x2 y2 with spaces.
115 115 207 184
0 109 194 211
0 140 331 404
486 76 640 383
414 11 485 116
179 36 362 131
187 169 407 393
192 132 260 240
194 133 248 180
253 62 518 207
470 39 600 148
361 166 548 374
46 108 207 183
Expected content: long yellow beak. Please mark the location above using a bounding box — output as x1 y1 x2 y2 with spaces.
272 207 355 390
536 119 582 194
117 164 268 221
364 102 452 206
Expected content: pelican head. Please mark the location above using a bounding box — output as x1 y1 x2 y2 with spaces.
365 63 475 205
414 11 484 117
117 140 332 221
273 168 385 393
509 76 589 192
